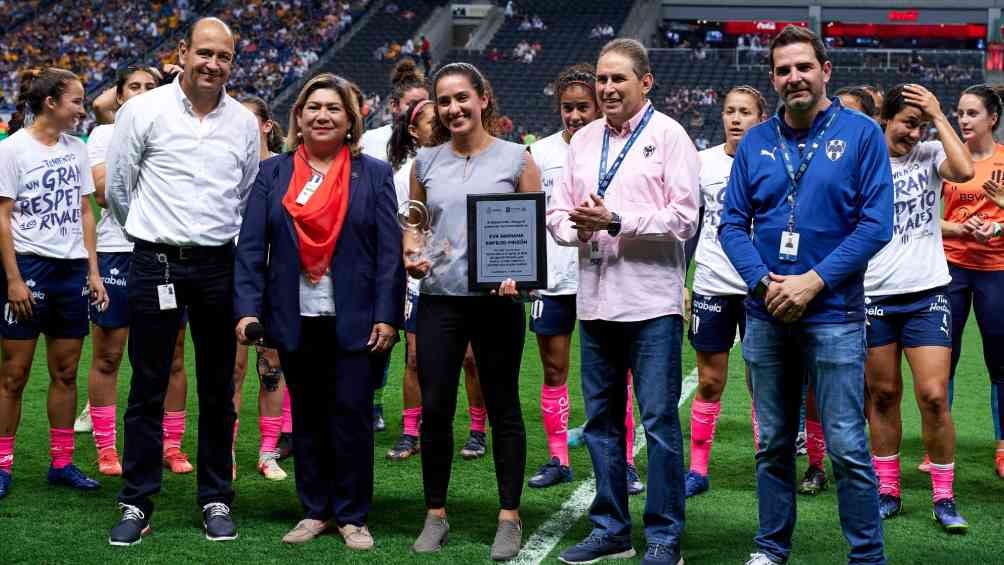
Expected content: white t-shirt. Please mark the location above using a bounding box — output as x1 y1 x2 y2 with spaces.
693 144 746 296
0 129 95 259
87 124 133 253
865 141 951 295
393 156 414 206
360 124 393 162
532 131 578 296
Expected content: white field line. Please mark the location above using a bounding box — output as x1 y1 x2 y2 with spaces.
513 366 701 565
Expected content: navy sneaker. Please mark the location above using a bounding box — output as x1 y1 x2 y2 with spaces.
47 464 100 490
559 533 635 564
641 543 683 565
109 503 151 546
528 457 572 488
878 494 902 519
684 470 709 498
627 464 645 496
933 498 969 534
0 469 10 499
460 430 487 460
203 502 238 541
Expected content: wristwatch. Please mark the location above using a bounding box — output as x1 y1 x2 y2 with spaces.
753 275 771 300
607 211 622 236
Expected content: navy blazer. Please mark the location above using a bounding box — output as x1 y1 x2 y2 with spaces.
234 151 405 352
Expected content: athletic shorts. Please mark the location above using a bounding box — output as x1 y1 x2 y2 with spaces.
688 293 746 353
90 252 130 329
529 294 576 336
866 286 951 349
1 255 89 339
404 278 420 334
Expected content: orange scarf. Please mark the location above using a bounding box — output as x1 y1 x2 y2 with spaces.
283 145 351 284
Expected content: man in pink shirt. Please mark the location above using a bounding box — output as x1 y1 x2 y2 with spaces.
548 39 700 565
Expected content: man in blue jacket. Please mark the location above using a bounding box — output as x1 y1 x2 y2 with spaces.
719 26 892 565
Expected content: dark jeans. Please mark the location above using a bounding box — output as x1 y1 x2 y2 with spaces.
946 263 1004 439
744 316 884 564
118 242 238 515
415 294 526 510
579 315 685 546
278 316 379 525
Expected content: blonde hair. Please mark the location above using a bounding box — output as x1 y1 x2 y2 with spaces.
286 73 364 156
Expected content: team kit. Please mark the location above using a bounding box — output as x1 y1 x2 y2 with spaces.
1 18 1003 565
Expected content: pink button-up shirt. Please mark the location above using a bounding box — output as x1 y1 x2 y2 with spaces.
546 101 700 322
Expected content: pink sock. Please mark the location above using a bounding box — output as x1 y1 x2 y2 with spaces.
930 461 955 503
751 403 761 450
403 406 422 437
689 399 721 476
540 384 570 466
805 419 826 469
625 373 635 466
0 435 13 473
258 416 281 456
90 404 117 451
232 418 240 450
162 410 186 451
469 406 487 434
281 391 293 433
873 453 901 498
50 428 74 469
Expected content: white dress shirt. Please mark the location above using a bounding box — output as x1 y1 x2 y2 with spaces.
105 77 260 246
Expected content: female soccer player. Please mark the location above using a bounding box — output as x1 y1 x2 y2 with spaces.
404 62 540 560
230 95 293 481
864 84 972 531
385 97 490 461
943 84 1004 479
685 85 767 498
0 68 109 497
76 65 195 477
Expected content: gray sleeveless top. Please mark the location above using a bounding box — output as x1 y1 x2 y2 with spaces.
415 138 527 296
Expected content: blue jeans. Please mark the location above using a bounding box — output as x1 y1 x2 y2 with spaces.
743 316 884 564
579 315 684 546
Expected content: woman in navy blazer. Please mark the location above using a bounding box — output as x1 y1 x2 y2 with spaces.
233 73 404 548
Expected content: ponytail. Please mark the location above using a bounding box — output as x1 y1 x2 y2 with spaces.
9 67 80 135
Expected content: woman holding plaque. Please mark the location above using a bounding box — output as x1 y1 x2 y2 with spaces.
234 73 404 548
386 98 491 462
404 62 541 561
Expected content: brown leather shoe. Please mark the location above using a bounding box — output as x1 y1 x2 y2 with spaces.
338 523 374 550
281 519 329 544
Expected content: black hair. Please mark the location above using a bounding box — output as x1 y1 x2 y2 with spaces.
431 62 498 145
389 58 427 108
388 99 433 171
9 67 81 134
962 83 1004 131
239 95 285 155
554 63 597 109
768 25 829 71
836 86 877 118
115 66 163 98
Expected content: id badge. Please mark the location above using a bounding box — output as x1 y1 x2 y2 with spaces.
779 231 800 262
295 173 323 206
589 241 601 265
157 283 178 310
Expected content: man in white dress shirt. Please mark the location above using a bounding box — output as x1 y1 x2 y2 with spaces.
105 17 260 546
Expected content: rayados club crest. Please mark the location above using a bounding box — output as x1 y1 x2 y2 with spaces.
826 139 846 161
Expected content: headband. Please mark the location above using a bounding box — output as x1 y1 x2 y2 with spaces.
409 99 432 124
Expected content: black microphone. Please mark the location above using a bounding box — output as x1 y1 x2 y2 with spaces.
245 321 264 343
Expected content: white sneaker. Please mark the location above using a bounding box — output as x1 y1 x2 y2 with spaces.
258 452 287 481
745 552 782 565
74 403 92 433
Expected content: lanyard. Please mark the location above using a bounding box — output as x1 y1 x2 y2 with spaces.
597 104 655 198
774 110 838 233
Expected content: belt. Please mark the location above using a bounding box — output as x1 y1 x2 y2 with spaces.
133 240 235 261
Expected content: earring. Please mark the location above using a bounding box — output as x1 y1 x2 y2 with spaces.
346 131 352 140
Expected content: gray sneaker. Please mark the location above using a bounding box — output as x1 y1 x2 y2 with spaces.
490 519 522 561
412 514 449 553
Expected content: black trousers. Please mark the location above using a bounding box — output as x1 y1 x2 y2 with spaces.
415 295 526 510
118 242 238 515
278 316 379 525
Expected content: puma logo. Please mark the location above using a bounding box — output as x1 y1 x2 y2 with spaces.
760 148 777 161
